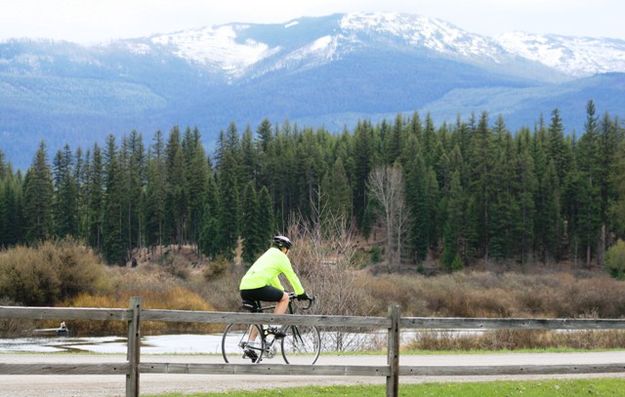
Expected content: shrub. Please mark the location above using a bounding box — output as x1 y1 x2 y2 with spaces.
606 239 625 279
65 271 220 335
405 329 625 351
203 257 229 280
370 246 382 263
0 239 107 306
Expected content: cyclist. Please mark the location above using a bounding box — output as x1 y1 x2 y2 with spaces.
239 235 312 361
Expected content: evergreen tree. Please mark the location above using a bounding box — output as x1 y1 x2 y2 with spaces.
384 114 403 164
241 182 262 265
468 112 495 259
403 135 429 262
102 135 126 265
0 168 22 247
74 147 89 241
575 102 602 267
352 121 374 232
540 161 562 261
442 171 465 271
515 129 537 263
216 123 243 258
488 119 521 260
23 142 54 243
199 175 222 259
257 186 275 246
144 131 167 250
320 157 353 223
0 150 5 179
597 111 620 265
52 144 79 238
85 144 104 251
123 130 146 252
546 108 571 184
184 128 209 252
164 126 188 245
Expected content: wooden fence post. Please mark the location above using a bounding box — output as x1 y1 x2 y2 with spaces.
386 304 400 397
126 296 141 397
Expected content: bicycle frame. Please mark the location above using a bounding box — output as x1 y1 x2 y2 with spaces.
222 293 319 364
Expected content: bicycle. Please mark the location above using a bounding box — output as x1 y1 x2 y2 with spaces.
221 292 321 365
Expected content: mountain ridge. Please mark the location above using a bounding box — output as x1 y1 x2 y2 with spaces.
1 12 625 169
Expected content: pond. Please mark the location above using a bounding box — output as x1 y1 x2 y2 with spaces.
0 329 488 354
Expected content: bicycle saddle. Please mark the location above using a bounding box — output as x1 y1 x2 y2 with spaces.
241 299 261 312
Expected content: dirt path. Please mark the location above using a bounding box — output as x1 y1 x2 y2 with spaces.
2 352 625 396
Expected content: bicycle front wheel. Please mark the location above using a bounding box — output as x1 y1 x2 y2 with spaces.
221 323 264 364
281 325 321 365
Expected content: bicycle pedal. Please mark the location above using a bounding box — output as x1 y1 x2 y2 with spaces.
243 348 259 363
267 327 287 338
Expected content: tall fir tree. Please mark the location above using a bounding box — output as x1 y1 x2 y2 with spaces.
257 186 275 245
164 126 188 245
144 131 167 250
352 120 374 233
575 101 602 266
102 135 126 265
85 144 104 251
122 130 146 252
468 112 495 260
241 182 262 265
442 171 465 271
199 175 222 259
23 142 54 243
216 123 243 258
515 128 537 263
52 144 79 238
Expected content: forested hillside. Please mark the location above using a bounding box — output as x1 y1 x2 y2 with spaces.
1 100 624 272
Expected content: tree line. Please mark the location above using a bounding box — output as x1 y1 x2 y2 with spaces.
1 100 625 271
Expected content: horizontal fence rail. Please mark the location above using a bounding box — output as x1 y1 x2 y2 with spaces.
0 363 129 375
0 306 129 321
401 317 625 330
139 363 391 376
1 300 624 397
141 309 390 328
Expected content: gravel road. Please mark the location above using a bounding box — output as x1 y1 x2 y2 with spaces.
2 352 625 397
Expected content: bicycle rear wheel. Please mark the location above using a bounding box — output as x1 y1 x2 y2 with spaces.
221 323 264 364
281 325 321 365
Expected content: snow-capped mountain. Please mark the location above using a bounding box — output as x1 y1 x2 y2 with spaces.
1 12 625 169
142 13 561 81
498 32 625 77
137 12 625 80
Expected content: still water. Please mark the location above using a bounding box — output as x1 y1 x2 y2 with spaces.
0 329 486 354
0 334 226 354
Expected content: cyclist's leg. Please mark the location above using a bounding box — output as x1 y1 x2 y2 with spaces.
241 286 285 342
274 291 289 315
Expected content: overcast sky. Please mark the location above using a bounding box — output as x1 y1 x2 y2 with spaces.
0 0 623 44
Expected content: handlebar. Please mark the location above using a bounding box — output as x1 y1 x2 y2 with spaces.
287 291 315 310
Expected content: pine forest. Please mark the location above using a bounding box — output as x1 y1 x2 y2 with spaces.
2 101 625 275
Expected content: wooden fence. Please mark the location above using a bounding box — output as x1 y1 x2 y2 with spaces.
2 297 625 397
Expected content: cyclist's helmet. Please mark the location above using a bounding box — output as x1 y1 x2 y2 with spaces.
273 235 293 249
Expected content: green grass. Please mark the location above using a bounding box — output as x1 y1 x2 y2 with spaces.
146 378 625 397
324 347 625 356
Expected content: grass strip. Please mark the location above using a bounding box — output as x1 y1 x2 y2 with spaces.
146 378 625 397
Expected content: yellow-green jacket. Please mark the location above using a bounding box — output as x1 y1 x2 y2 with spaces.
239 247 304 295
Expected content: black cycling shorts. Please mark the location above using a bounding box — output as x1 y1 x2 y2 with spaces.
240 285 285 302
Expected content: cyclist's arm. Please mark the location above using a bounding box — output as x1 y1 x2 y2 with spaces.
269 276 285 291
279 257 305 296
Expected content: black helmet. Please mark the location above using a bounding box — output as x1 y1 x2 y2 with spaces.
273 235 292 249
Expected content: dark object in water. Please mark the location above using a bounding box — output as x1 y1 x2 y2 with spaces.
33 321 70 337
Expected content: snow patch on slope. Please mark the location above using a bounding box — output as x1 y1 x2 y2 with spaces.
151 25 280 77
498 32 625 77
340 12 508 63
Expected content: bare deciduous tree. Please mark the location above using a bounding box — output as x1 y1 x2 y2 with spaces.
367 163 408 271
285 200 376 351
